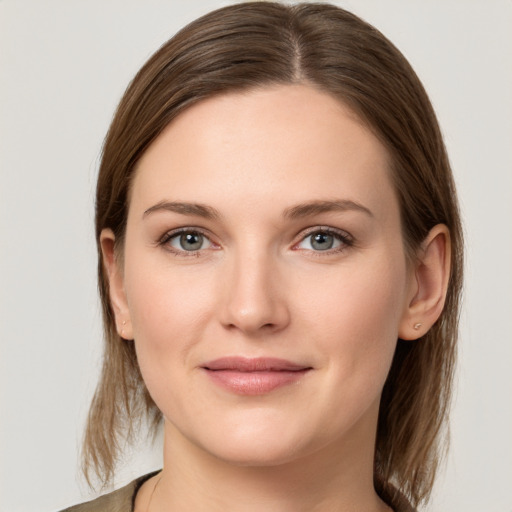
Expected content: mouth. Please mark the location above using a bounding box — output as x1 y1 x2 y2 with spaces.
201 357 312 395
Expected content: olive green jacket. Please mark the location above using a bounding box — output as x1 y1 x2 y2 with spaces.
60 473 156 512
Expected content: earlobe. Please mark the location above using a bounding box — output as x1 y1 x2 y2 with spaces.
399 224 451 340
100 228 133 340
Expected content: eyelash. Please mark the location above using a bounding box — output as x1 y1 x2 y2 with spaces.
293 226 354 256
158 228 216 257
158 226 354 257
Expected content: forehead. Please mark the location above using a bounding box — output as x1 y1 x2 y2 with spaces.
131 84 397 221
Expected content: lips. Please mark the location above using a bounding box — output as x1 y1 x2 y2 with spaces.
201 357 312 395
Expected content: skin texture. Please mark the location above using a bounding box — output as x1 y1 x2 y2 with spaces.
101 85 450 511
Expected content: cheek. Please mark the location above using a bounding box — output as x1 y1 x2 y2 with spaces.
128 271 211 336
123 253 218 390
295 254 407 385
128 267 217 335
286 258 407 440
301 257 404 330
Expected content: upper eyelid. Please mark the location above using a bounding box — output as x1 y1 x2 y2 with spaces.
295 225 353 241
159 226 214 243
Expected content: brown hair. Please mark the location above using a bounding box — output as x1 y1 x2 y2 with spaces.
84 2 463 507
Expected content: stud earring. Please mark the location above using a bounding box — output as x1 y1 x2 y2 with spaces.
413 322 422 330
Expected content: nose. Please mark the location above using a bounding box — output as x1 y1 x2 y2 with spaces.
219 250 290 336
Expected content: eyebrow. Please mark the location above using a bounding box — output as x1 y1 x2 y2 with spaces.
143 201 220 220
283 199 373 219
143 199 373 220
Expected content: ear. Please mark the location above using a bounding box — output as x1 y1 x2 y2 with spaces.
399 224 451 340
100 228 133 340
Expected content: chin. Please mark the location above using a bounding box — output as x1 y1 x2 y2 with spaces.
189 417 318 468
207 438 308 468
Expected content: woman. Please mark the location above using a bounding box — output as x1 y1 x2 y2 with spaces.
63 2 463 511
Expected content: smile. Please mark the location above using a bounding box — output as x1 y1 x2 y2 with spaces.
201 357 312 395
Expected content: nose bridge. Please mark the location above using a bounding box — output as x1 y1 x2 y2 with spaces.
220 242 289 334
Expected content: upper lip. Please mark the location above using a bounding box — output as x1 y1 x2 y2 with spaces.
202 357 311 372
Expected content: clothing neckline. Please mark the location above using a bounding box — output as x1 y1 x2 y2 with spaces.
130 470 415 512
131 470 162 512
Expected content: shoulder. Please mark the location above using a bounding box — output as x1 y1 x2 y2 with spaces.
58 472 159 512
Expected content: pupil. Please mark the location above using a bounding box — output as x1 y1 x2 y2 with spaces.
180 232 202 251
312 232 333 250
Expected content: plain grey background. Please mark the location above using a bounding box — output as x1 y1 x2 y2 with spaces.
1 1 511 511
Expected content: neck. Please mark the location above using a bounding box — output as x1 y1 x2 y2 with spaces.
147 419 389 512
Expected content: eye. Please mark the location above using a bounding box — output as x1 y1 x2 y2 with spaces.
163 230 214 253
296 228 352 252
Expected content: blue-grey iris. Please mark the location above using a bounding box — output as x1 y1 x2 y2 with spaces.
180 232 203 251
311 232 334 250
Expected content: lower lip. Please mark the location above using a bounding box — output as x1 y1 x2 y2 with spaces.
203 369 310 395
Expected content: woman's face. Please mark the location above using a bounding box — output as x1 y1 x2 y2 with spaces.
106 84 417 466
